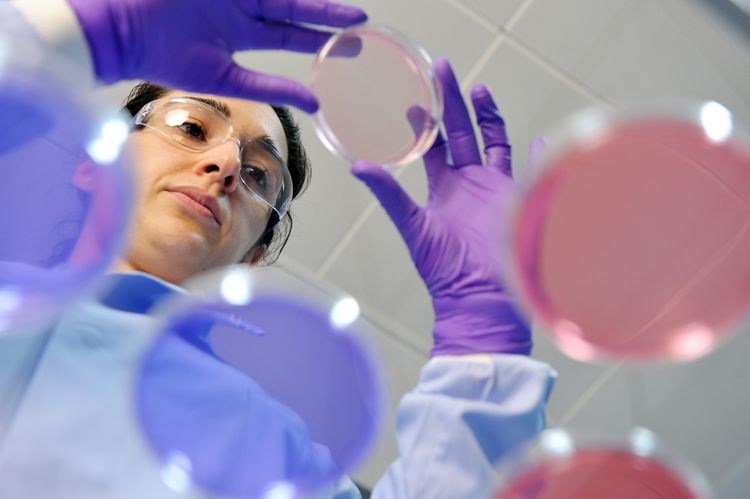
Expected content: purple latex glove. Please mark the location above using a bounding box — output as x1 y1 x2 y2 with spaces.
352 59 531 357
65 0 367 113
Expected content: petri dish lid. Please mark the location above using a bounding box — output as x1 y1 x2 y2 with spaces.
134 266 386 498
310 24 443 166
0 36 132 336
493 427 713 499
504 101 750 363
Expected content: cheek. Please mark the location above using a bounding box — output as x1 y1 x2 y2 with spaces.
128 138 172 193
228 198 272 248
129 144 188 223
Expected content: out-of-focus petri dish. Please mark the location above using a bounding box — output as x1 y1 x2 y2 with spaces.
493 428 713 499
135 266 386 498
0 37 132 336
310 24 443 166
505 102 750 362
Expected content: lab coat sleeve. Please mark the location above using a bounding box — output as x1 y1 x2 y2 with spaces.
372 354 557 499
5 0 95 82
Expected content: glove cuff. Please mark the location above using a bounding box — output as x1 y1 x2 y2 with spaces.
66 0 123 83
431 291 532 357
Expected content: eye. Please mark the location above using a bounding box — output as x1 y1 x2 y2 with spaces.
241 164 269 191
175 121 207 141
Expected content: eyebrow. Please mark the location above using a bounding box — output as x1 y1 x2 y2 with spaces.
256 134 285 163
184 96 233 119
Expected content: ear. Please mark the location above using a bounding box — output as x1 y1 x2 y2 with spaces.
243 245 267 266
71 158 98 192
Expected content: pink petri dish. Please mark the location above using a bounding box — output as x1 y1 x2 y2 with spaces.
310 24 443 166
506 103 750 362
494 428 712 499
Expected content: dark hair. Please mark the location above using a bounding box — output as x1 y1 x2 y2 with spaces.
123 82 311 264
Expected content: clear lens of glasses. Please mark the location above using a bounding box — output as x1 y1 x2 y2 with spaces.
135 98 292 218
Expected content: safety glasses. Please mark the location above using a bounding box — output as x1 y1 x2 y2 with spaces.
134 98 292 221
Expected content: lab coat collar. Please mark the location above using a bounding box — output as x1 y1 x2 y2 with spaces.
96 272 185 314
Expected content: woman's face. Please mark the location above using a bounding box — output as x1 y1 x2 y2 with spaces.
116 90 289 284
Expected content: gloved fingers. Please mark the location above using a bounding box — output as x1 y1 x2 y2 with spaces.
422 129 450 184
405 106 448 181
527 135 548 178
257 0 368 28
211 63 319 113
240 22 334 53
351 160 421 232
470 84 512 177
434 58 482 168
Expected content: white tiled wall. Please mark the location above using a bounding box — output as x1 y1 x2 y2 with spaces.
94 0 750 493
462 0 525 28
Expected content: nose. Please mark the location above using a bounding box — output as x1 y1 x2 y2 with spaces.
194 139 242 193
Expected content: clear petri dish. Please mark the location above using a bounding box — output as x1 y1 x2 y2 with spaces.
134 266 386 498
0 37 132 336
493 427 713 499
310 24 443 166
504 101 750 363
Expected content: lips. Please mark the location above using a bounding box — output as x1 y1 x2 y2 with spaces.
167 186 223 225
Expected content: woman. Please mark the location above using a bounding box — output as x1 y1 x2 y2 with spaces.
109 83 310 282
0 0 556 497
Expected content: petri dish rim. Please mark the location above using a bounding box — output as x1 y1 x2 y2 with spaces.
0 35 133 336
492 427 714 499
310 23 443 167
501 100 750 364
132 265 388 497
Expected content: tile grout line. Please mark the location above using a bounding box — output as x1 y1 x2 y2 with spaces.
279 256 431 357
441 0 508 93
355 301 432 358
314 157 420 277
717 447 750 489
459 30 508 93
445 0 499 33
448 0 614 111
503 0 539 32
557 361 625 426
314 198 381 278
503 34 617 111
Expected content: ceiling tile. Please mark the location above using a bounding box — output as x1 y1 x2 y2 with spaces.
350 0 496 77
512 0 750 121
319 200 435 354
530 330 614 426
468 42 594 180
625 320 750 482
511 0 649 79
718 456 750 499
557 367 634 435
460 0 524 28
